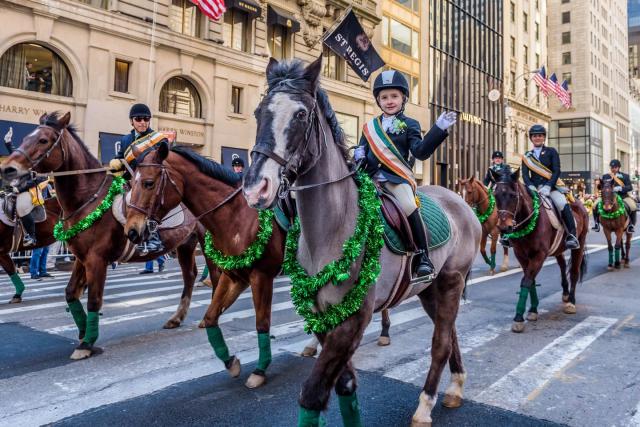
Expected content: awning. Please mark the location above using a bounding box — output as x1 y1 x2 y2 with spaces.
267 5 301 33
226 0 261 19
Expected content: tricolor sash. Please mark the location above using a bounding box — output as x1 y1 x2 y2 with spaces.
612 174 625 187
362 117 416 191
521 153 574 202
124 131 168 165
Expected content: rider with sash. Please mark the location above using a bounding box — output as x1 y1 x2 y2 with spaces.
109 103 168 253
354 70 457 277
521 124 580 250
483 150 508 188
593 159 636 233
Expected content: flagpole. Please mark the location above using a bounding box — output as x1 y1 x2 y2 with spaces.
147 0 159 105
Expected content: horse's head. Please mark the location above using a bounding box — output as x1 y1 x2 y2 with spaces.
492 168 522 232
600 178 615 211
124 141 184 244
243 55 323 209
459 177 478 206
1 112 71 181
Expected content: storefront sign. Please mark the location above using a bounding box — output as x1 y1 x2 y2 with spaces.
157 119 205 146
460 112 482 126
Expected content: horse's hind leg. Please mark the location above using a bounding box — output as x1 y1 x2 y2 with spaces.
377 309 391 346
164 234 198 329
557 255 569 302
500 240 509 272
565 247 585 315
413 271 465 426
65 260 87 341
0 253 23 303
70 258 107 360
624 232 632 268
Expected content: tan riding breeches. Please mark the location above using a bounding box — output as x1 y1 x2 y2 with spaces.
623 196 637 212
16 192 34 217
381 181 417 216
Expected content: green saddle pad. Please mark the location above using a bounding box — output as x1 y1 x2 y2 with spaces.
382 191 451 255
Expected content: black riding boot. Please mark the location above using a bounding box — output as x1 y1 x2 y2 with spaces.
139 230 164 254
592 208 600 232
407 209 435 278
628 209 636 233
21 213 37 247
561 205 580 250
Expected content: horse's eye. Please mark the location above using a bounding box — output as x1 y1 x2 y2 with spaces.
38 138 48 145
143 180 155 190
296 110 307 120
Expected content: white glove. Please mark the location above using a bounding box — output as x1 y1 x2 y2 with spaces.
4 126 12 144
435 111 457 131
354 146 365 161
528 185 537 193
539 185 551 197
613 186 622 192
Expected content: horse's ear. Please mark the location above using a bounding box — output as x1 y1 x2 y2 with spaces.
469 176 475 183
303 55 323 91
511 168 520 182
38 113 47 124
158 141 169 161
58 112 71 128
266 57 279 77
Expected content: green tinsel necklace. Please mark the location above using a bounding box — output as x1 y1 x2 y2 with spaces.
473 188 495 224
284 171 384 334
502 190 540 240
204 209 274 270
597 194 626 220
53 176 127 242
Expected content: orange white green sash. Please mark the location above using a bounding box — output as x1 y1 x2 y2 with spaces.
612 174 625 187
362 117 416 191
124 131 167 164
521 152 575 202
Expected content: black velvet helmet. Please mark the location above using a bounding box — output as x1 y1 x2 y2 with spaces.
129 103 152 119
528 124 547 137
610 159 621 168
231 157 245 167
492 150 504 159
373 70 410 98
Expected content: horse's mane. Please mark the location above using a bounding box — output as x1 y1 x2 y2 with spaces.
170 145 240 186
266 59 350 162
40 112 95 158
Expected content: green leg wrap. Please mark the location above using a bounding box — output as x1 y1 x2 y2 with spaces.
529 283 539 311
67 300 87 335
206 326 231 363
516 287 529 317
199 265 209 281
83 311 100 345
615 247 621 264
489 253 496 270
298 406 326 427
256 332 272 372
481 253 491 266
338 393 363 427
608 249 614 265
10 273 25 296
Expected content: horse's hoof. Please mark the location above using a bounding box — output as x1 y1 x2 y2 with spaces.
442 394 463 408
489 269 495 276
607 265 614 271
562 294 570 303
377 336 391 346
245 372 266 389
300 346 317 357
526 312 538 321
624 263 630 269
227 356 241 377
9 295 22 304
70 348 92 360
511 321 525 333
615 264 621 270
500 265 509 272
198 320 206 329
410 420 431 427
563 303 576 314
163 318 181 329
201 278 213 288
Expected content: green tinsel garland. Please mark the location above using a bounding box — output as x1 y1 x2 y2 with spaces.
473 188 495 224
597 194 626 220
204 209 274 270
284 172 384 334
502 190 540 240
53 176 126 242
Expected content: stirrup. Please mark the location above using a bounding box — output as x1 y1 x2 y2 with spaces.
628 224 635 233
591 223 600 232
500 237 511 247
565 234 580 250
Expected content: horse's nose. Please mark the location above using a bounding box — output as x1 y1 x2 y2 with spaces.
1 166 17 181
127 228 139 243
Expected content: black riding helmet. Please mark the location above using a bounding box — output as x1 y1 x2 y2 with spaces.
129 103 152 119
231 157 245 167
373 70 410 114
610 159 621 168
492 150 504 159
528 124 547 138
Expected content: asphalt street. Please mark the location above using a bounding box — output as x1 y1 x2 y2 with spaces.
0 231 639 427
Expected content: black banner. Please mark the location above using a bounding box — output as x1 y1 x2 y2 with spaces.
322 9 384 82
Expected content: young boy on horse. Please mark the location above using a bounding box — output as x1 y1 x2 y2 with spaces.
483 150 508 188
521 124 580 250
354 70 457 277
109 103 168 253
592 159 636 233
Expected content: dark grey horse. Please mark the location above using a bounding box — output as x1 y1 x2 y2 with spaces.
243 57 481 427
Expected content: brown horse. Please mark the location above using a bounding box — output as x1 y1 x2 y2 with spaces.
0 196 60 303
459 176 509 274
0 112 214 360
123 142 286 388
598 178 632 270
490 168 588 333
243 57 480 427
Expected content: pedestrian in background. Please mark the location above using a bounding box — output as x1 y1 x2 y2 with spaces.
140 256 165 274
30 245 53 280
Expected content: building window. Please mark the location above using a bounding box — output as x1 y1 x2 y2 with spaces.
392 68 419 104
523 77 529 101
335 112 359 145
510 2 515 22
77 0 109 8
114 60 130 93
394 0 419 14
322 45 345 81
0 43 73 96
511 71 516 95
523 13 528 31
562 32 571 44
561 0 570 3
562 52 571 64
268 25 291 61
535 0 539 9
159 76 202 118
511 36 516 57
231 86 242 114
383 17 419 59
562 11 570 24
169 0 202 37
223 9 252 52
523 45 528 67
535 53 540 68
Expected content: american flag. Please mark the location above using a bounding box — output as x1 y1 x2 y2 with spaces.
191 0 226 21
532 66 550 96
549 73 572 108
560 80 572 108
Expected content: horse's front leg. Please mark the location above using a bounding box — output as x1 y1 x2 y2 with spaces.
164 235 197 329
245 270 274 389
605 228 615 271
377 309 391 346
65 260 87 344
0 253 24 303
70 258 106 360
512 256 543 333
479 230 492 272
624 231 632 268
614 229 623 269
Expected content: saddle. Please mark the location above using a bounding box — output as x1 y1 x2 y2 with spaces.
0 192 48 252
539 195 567 256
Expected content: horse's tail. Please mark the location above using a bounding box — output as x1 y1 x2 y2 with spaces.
462 270 471 301
579 251 588 284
